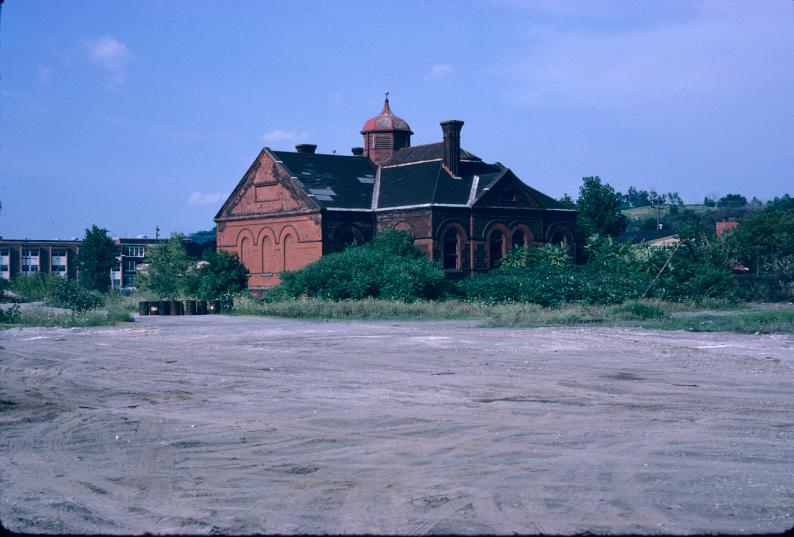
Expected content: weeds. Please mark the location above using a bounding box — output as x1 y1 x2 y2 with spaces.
232 296 794 334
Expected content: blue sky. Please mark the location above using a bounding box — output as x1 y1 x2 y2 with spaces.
1 0 792 239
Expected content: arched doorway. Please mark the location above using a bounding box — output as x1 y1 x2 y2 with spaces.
488 229 505 268
334 225 365 251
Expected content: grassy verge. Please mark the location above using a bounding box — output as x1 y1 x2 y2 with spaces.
1 293 137 328
643 307 794 334
233 295 494 320
1 308 133 328
232 296 793 334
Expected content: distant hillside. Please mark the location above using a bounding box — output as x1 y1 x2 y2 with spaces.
622 204 718 221
188 228 216 244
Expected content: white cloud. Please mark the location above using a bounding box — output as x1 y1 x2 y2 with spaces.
187 192 227 206
84 36 131 86
85 36 131 70
262 129 311 144
426 64 456 80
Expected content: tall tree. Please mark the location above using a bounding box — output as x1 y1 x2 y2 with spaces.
139 234 193 299
76 225 117 292
558 193 577 209
576 176 627 237
717 194 748 208
621 186 651 209
197 250 248 300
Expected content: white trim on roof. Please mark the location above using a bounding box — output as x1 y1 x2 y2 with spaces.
327 203 469 212
381 158 481 169
468 175 480 206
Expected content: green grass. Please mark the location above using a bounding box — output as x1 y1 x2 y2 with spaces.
644 307 794 334
232 296 794 334
233 295 494 320
1 308 134 328
622 204 718 221
7 291 791 334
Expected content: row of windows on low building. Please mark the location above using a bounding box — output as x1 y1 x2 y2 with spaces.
0 247 72 279
0 242 148 288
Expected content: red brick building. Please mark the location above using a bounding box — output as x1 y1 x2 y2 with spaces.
215 98 577 290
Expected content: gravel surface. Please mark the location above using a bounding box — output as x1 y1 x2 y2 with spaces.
1 315 793 535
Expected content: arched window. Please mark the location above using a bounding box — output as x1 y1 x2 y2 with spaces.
551 231 569 247
239 237 251 270
334 225 364 251
442 228 460 270
512 230 526 249
489 230 505 268
261 236 273 273
282 234 296 271
394 222 413 239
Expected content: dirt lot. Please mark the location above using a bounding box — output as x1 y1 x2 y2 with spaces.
1 315 793 535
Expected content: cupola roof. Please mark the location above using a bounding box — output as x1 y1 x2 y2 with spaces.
361 94 412 134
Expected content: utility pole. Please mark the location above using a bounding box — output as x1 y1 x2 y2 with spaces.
652 193 662 230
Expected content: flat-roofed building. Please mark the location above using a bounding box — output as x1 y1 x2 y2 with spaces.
0 239 81 280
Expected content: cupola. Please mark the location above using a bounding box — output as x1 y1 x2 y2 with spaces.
361 93 413 165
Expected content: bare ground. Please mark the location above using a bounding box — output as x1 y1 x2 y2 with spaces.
1 315 793 535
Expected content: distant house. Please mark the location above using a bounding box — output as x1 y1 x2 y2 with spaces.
616 229 679 247
215 97 577 290
715 220 739 240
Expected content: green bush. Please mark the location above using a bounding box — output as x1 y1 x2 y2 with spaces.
48 277 104 313
460 264 650 306
0 277 10 301
138 234 193 299
461 234 737 306
10 273 57 302
275 230 447 301
0 304 21 324
196 250 248 300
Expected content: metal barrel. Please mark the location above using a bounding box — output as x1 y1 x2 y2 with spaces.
170 300 182 315
210 299 222 314
138 301 150 316
158 300 171 315
196 300 208 315
182 300 196 315
149 302 159 315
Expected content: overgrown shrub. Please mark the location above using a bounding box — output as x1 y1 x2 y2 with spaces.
461 234 737 306
196 250 248 300
0 277 10 301
9 273 57 302
48 277 104 313
460 264 650 306
0 304 21 324
275 230 447 301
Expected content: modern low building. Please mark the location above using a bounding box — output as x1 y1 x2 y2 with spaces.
0 239 81 280
0 236 212 289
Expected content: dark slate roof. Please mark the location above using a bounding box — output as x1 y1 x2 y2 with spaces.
382 142 481 166
377 159 512 208
616 229 678 244
269 146 568 211
519 184 570 210
272 150 376 209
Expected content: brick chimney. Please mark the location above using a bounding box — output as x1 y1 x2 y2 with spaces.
295 144 317 154
440 120 464 177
